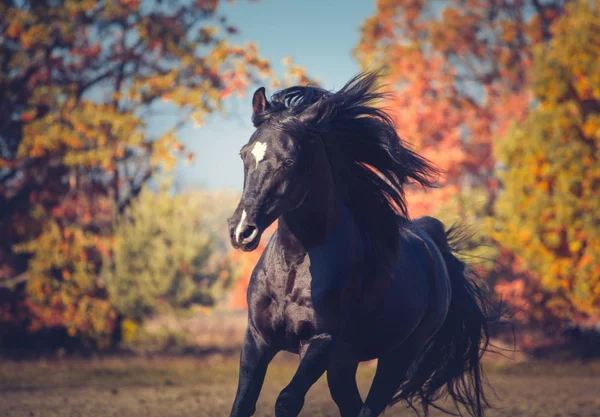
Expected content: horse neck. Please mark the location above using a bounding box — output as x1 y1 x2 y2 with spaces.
279 139 340 252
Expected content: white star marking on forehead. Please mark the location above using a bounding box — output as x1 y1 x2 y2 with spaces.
250 141 268 169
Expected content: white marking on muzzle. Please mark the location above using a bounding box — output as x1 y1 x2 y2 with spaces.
235 210 247 243
251 141 267 169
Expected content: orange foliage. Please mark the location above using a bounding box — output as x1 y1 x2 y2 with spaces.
355 0 562 217
492 0 600 322
0 0 279 345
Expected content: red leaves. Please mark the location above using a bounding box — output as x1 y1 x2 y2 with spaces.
185 152 195 165
1 0 279 347
120 0 140 11
195 0 218 13
21 110 36 123
219 69 250 99
355 0 549 217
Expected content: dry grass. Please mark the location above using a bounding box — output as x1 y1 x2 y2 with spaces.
184 311 248 351
1 354 600 417
121 311 248 355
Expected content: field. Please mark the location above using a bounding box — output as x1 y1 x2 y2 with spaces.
1 355 599 417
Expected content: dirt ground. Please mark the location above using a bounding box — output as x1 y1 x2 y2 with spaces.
1 355 599 417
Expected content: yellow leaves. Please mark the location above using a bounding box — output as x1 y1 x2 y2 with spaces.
200 26 218 39
533 0 600 107
518 229 532 244
16 205 118 341
18 99 152 170
64 0 91 17
582 116 600 139
568 240 582 254
194 305 212 316
147 71 178 90
594 282 600 297
573 70 594 101
537 180 550 193
5 19 23 39
19 24 47 50
500 20 518 44
525 14 544 44
4 0 278 179
2 0 284 346
494 0 600 320
192 111 205 128
151 132 179 170
121 318 140 342
582 155 594 167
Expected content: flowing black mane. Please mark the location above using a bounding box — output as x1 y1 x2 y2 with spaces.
253 72 441 255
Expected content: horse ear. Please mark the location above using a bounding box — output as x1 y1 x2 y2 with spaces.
252 87 270 116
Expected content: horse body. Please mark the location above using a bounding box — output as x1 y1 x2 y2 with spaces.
250 203 448 362
226 73 495 417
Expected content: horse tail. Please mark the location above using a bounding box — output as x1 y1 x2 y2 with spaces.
394 217 503 417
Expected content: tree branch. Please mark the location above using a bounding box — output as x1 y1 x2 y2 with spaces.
117 167 154 214
532 0 552 41
0 273 29 289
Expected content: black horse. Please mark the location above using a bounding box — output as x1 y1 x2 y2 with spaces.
227 72 496 417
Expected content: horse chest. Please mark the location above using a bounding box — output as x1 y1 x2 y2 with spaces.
249 208 358 351
254 250 347 353
281 277 317 344
276 258 342 348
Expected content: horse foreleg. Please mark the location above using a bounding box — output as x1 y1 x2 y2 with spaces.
275 334 332 417
327 358 363 417
229 327 276 417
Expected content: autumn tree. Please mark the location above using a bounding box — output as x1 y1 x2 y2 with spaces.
493 0 600 324
355 0 567 215
0 0 280 345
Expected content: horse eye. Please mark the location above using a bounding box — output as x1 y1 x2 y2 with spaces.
284 159 294 168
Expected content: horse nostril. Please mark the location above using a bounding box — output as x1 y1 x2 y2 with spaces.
241 225 257 241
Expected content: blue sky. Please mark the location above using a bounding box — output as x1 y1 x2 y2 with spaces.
174 0 375 191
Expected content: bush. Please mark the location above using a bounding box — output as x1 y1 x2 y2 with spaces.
104 188 237 325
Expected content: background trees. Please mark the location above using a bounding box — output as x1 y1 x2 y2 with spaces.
0 0 273 347
1 0 598 353
355 0 566 214
355 0 600 327
493 0 600 324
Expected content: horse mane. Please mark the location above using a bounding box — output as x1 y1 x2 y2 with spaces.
253 71 441 260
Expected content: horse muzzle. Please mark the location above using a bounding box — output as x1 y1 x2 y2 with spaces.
227 211 262 252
